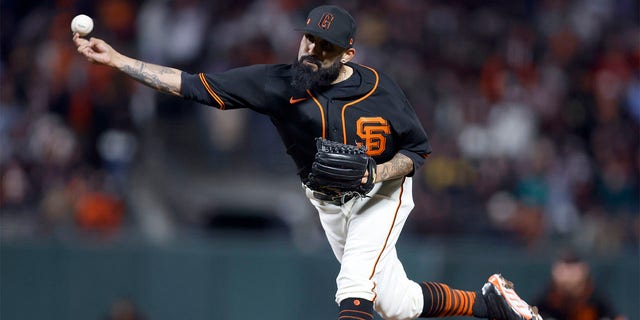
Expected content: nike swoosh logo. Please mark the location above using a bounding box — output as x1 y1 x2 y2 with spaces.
289 97 308 104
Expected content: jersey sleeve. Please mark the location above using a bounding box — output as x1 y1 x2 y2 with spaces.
397 107 431 176
180 64 269 112
389 79 431 175
397 114 431 176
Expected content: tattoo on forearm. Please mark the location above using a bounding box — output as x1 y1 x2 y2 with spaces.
121 61 179 94
378 153 414 182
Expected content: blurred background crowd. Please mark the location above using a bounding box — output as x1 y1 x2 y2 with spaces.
1 0 638 319
2 0 637 251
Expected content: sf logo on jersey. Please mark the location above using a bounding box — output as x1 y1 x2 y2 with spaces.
356 117 391 156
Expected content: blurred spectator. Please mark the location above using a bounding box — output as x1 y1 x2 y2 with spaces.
534 250 627 320
73 174 125 234
0 0 637 250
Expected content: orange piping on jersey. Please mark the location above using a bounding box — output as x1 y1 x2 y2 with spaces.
199 73 225 110
368 177 404 300
341 64 379 144
307 89 326 138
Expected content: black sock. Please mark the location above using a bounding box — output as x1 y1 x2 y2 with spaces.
339 298 374 320
472 290 488 318
419 282 476 317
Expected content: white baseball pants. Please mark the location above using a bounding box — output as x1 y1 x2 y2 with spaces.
304 177 424 320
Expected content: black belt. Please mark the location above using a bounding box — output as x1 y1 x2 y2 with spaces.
312 191 355 205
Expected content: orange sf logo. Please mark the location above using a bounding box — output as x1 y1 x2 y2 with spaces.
356 117 391 156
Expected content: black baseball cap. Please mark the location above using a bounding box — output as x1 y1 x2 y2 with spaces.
295 5 356 49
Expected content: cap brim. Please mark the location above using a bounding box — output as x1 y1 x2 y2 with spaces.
294 27 348 49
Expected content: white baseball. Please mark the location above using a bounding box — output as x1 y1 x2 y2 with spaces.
71 14 94 36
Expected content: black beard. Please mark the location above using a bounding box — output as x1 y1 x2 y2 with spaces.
291 56 342 91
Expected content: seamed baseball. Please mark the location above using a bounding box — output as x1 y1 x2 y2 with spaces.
71 14 94 36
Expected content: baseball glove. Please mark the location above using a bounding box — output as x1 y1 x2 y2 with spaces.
307 138 377 199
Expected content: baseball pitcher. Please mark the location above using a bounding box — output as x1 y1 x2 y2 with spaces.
73 4 541 320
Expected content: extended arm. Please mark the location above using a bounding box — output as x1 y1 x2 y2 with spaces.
73 33 182 96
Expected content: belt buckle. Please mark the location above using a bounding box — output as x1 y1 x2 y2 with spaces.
313 191 354 205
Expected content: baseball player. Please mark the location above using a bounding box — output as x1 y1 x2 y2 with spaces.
73 4 542 320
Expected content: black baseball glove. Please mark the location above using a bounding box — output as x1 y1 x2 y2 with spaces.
306 138 377 199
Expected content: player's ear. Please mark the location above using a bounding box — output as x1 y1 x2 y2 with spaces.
341 48 356 64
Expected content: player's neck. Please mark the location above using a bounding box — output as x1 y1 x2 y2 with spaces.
332 65 353 85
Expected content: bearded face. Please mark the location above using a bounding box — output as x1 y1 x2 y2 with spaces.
291 55 342 92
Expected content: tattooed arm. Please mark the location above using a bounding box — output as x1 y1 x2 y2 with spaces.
119 60 182 96
73 33 182 96
362 153 414 184
375 153 414 182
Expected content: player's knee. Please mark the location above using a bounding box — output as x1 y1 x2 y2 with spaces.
373 282 423 320
336 274 377 302
374 297 405 320
374 296 417 320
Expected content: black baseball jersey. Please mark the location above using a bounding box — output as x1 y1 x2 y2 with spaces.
180 62 431 182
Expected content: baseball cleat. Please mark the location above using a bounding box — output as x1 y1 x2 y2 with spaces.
481 274 543 320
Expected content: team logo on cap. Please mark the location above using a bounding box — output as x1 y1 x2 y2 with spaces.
318 12 335 30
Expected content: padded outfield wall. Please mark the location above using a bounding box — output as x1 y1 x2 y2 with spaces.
1 236 637 320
